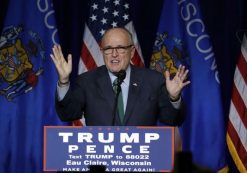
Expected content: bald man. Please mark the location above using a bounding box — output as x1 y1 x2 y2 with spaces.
51 27 190 126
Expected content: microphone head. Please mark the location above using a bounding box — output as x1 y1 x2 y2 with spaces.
113 70 126 85
117 70 126 80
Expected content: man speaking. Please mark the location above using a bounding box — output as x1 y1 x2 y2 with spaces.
51 27 190 126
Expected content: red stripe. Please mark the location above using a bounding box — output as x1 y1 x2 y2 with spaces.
231 83 247 129
81 43 98 70
237 53 247 85
72 120 83 126
131 50 144 67
227 121 247 169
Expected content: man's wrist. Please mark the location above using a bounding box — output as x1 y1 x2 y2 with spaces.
58 80 70 87
169 95 181 102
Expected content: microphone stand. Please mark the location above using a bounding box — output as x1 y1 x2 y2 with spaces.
111 70 126 126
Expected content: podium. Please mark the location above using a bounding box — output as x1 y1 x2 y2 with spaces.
44 126 174 172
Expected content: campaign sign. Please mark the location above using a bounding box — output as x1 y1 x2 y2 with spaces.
44 126 174 172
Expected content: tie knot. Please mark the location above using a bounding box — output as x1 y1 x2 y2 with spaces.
113 78 118 86
113 78 121 94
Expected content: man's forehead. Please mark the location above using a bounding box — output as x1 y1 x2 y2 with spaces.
102 31 129 46
104 29 129 39
102 29 131 45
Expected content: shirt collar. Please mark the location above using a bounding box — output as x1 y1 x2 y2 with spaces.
108 65 131 86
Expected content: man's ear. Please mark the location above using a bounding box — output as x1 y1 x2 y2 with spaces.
130 46 135 59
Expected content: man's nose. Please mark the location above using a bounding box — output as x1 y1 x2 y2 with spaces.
112 48 119 56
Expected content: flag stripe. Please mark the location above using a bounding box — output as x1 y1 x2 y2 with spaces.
237 53 247 85
234 67 247 108
131 51 144 67
242 39 247 62
231 83 247 129
229 102 247 151
78 57 88 74
125 21 144 63
81 43 97 70
83 24 104 66
227 35 247 172
227 133 247 172
227 122 247 170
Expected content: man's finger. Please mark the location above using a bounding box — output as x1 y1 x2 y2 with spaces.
175 65 182 78
58 45 65 61
182 81 191 88
67 54 72 67
50 54 63 73
165 70 170 81
180 69 189 81
52 45 60 61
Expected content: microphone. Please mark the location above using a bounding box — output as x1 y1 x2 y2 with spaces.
112 70 126 126
113 70 126 88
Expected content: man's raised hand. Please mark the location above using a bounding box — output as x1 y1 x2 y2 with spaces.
50 45 72 84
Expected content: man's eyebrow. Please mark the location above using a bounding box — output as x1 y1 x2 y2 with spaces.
102 45 131 48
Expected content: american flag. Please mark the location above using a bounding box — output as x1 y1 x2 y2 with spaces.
226 35 247 172
78 0 144 74
74 0 144 126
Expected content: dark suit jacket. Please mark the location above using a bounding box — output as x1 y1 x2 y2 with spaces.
55 65 185 126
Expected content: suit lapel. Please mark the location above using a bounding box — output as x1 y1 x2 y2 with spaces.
123 67 141 125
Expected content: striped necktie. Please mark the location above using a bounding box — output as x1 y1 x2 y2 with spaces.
113 78 125 124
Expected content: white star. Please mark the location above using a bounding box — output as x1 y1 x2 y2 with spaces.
90 14 97 21
111 21 117 27
101 18 107 25
100 29 105 36
102 7 108 13
105 0 110 2
122 14 129 21
124 3 129 9
114 0 120 6
91 3 98 10
112 10 119 17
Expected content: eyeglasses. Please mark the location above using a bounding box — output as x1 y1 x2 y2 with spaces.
101 45 133 55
